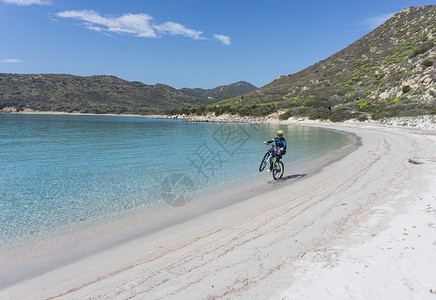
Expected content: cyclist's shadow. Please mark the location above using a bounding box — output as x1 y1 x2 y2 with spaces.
268 174 307 184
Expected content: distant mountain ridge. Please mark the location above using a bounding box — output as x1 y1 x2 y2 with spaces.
0 73 256 114
181 81 257 102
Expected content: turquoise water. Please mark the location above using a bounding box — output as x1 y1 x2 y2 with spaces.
0 114 350 246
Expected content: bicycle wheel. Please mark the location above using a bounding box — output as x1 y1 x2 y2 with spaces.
259 152 269 172
273 161 284 180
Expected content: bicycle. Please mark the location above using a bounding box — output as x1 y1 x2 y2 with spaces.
259 144 284 180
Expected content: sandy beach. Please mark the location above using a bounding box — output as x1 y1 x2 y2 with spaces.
1 122 435 299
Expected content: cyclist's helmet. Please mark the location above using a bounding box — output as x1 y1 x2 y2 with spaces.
277 130 284 135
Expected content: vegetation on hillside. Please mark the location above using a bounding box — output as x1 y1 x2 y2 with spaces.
180 81 257 102
0 74 256 114
171 5 436 121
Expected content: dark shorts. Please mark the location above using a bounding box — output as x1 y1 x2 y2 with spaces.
274 149 286 157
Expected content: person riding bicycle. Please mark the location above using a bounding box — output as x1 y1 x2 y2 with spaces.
264 130 287 172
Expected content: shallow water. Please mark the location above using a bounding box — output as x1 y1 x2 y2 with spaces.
0 114 350 246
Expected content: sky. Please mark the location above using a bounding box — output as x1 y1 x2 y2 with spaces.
0 0 434 89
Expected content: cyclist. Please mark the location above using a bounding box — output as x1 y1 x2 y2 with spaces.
264 130 287 172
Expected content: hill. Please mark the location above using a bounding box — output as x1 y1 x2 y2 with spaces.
0 74 256 114
177 5 435 121
180 81 257 102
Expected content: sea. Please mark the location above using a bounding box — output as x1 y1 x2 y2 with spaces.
0 114 353 247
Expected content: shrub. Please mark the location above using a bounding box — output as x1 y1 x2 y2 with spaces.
373 72 385 81
329 108 366 122
279 110 293 120
292 106 312 116
402 85 411 93
410 49 426 58
196 106 205 115
422 59 433 68
278 107 312 120
389 98 401 105
277 101 292 109
308 108 330 120
253 105 274 116
409 42 434 58
215 105 231 116
304 97 330 108
371 100 436 119
238 105 253 116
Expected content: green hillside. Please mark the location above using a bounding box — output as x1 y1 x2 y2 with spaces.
181 81 257 102
176 5 435 121
0 74 255 115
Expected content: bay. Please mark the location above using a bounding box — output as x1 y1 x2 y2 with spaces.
0 114 351 246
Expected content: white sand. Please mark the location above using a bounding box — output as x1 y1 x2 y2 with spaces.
1 123 435 299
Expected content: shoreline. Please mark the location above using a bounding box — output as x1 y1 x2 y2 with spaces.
1 117 435 299
0 121 358 290
2 110 435 130
0 110 162 119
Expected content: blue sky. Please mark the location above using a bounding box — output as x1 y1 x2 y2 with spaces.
0 0 434 89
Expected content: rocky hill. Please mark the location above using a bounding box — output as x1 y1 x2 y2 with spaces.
0 74 255 114
179 5 435 121
180 81 257 102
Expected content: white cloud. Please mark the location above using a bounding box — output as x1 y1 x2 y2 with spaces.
1 59 23 63
214 34 231 46
56 10 208 40
87 25 103 32
2 0 51 6
358 13 394 30
154 22 204 40
57 9 231 45
57 10 157 38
